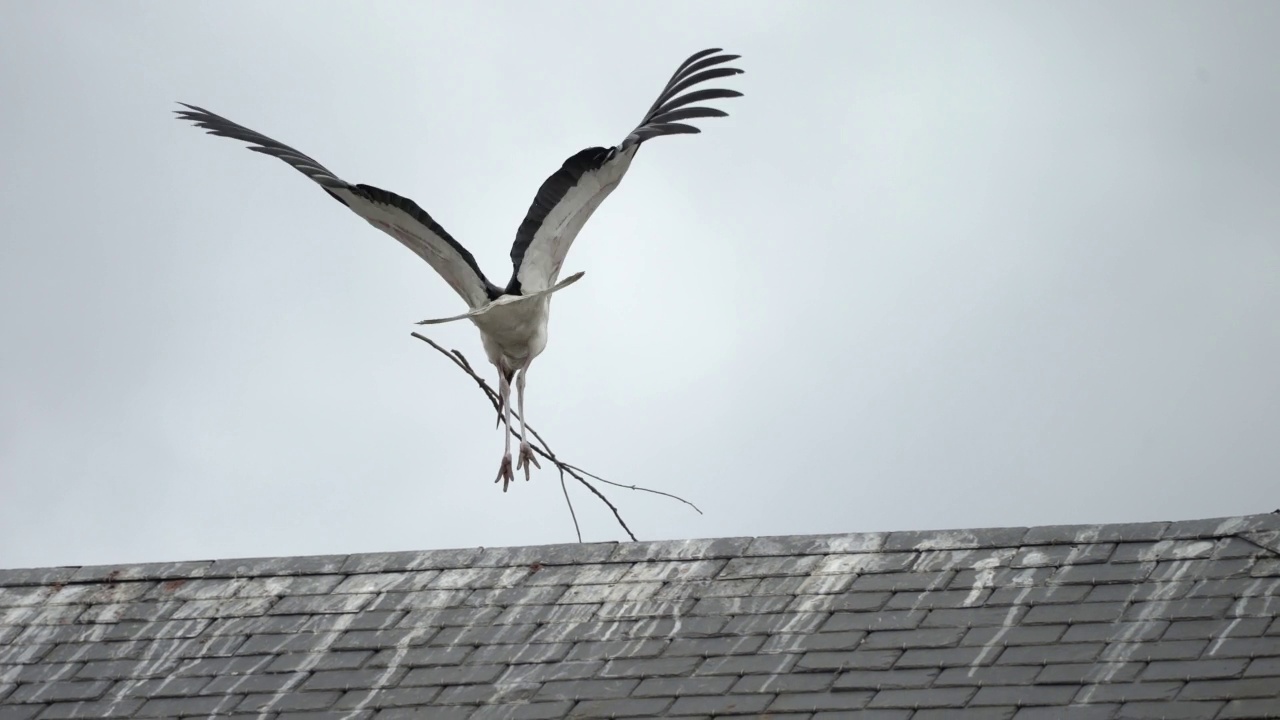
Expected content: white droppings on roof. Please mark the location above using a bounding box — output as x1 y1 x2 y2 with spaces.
347 624 434 713
1227 577 1280 619
1214 517 1249 536
1020 550 1050 567
914 531 980 551
968 584 1034 675
250 612 357 720
964 557 1002 607
1083 557 1199 697
1136 539 1215 562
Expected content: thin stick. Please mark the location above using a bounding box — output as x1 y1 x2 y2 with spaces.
410 332 696 543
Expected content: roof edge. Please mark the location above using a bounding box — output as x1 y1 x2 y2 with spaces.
3 512 1276 587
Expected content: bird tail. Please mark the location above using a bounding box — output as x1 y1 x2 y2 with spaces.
415 271 585 326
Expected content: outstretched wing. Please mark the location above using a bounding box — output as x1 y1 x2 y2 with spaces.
174 103 501 308
506 48 743 295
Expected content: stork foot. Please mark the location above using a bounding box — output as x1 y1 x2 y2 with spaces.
494 453 515 492
516 442 541 482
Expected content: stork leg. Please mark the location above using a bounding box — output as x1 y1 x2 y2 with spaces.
515 368 540 482
495 371 515 491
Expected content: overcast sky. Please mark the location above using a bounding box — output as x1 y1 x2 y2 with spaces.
2 1 1277 570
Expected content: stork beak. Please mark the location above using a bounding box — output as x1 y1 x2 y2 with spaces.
415 271 585 325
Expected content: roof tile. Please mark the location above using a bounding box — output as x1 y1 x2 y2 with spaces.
2 512 1277 718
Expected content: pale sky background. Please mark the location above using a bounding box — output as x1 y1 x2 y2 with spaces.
2 1 1277 570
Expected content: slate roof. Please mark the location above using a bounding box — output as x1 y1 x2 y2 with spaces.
2 513 1279 720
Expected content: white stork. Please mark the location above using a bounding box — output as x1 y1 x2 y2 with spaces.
176 48 743 490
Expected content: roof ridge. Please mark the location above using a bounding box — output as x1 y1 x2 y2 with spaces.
3 512 1277 587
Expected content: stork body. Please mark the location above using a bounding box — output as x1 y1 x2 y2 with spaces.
176 50 741 490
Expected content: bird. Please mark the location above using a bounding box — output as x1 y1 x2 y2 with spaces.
175 48 743 491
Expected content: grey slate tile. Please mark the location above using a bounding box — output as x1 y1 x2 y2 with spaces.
1219 698 1280 719
269 649 374 673
5 679 111 703
885 589 992 610
0 707 42 720
399 664 504 686
1177 677 1280 700
476 541 618 568
1141 658 1247 681
1114 701 1226 719
1022 602 1129 625
237 690 343 712
814 712 910 720
565 639 666 662
669 693 775 714
332 685 442 709
463 641 571 665
467 700 576 720
1162 617 1271 640
833 668 940 689
797 650 899 671
896 646 1001 668
861 627 966 649
607 536 752 562
1050 563 1155 585
207 553 349 578
849 570 956 592
767 690 875 712
820 610 924 632
720 555 824 580
599 656 702 677
996 643 1106 665
364 644 471 669
269 593 375 615
1100 639 1208 662
339 547 482 574
374 708 470 720
434 682 539 704
913 710 1017 720
1023 521 1170 544
1011 544 1116 567
634 674 736 697
532 678 638 701
760 630 866 654
883 525 1026 551
697 653 801 675
493 602 601 625
868 686 978 707
960 624 1068 647
934 665 1040 686
133 694 244 717
500 660 605 684
567 697 674 717
1062 621 1169 643
1075 681 1183 702
731 672 838 694
1013 707 1121 720
744 532 886 556
30 698 147 719
986 585 1091 605
665 634 766 656
722 611 827 636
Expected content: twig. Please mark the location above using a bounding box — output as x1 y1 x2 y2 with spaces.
410 332 698 542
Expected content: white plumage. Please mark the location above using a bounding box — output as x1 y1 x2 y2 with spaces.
176 48 743 489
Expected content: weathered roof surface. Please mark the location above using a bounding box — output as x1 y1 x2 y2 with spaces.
2 514 1279 720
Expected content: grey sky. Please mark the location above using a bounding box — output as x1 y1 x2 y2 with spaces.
2 1 1277 570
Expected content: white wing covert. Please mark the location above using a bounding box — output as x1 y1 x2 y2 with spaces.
506 48 744 295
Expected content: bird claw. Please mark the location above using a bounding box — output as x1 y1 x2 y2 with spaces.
494 453 515 492
516 442 541 482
